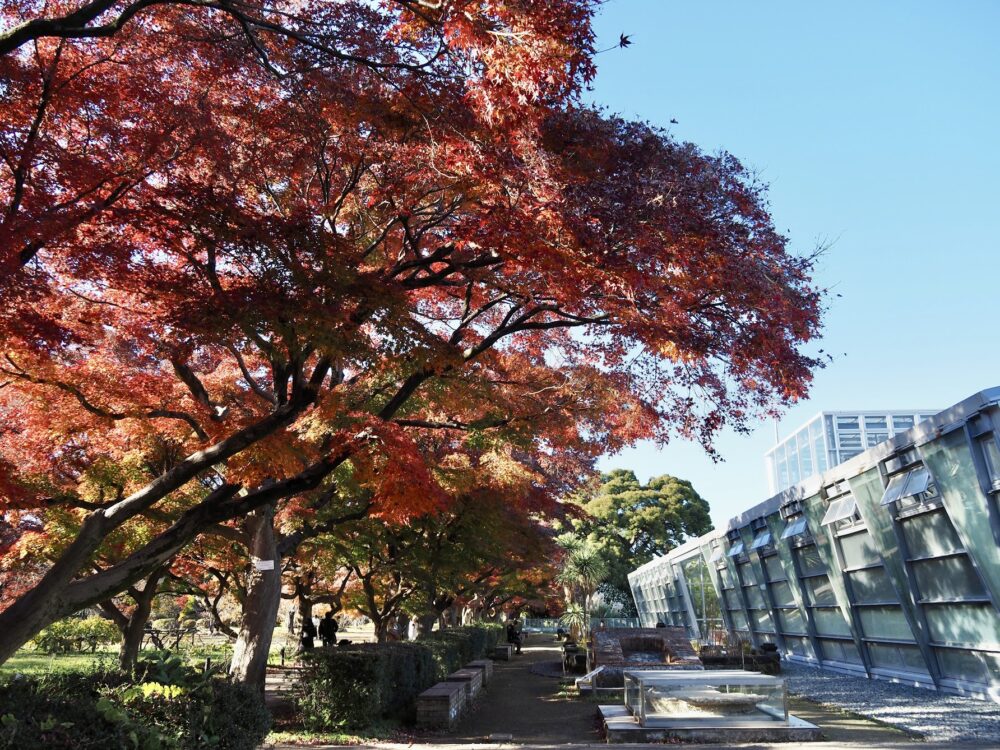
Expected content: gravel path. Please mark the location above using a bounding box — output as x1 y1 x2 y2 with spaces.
782 661 1000 743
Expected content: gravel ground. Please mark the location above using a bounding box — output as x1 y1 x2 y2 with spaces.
782 661 1000 744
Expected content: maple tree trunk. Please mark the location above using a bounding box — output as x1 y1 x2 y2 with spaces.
120 567 165 672
297 596 313 635
417 612 437 636
229 502 280 691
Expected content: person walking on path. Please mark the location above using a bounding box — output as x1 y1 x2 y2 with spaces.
318 610 339 648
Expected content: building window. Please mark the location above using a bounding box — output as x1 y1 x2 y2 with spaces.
978 435 1000 492
880 465 935 507
892 415 915 432
781 515 809 540
821 494 859 526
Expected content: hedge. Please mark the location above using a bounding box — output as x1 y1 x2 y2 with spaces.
294 623 503 730
0 656 269 750
31 616 120 654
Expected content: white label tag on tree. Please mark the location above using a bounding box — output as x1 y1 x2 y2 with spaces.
253 559 275 571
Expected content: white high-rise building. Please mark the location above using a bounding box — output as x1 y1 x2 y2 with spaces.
765 410 939 495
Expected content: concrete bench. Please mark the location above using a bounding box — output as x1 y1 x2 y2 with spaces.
467 659 494 684
494 643 514 660
447 668 484 700
416 682 467 729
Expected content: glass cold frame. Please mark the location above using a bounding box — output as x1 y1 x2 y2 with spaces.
624 670 789 728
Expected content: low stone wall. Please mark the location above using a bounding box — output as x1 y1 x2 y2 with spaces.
416 659 493 728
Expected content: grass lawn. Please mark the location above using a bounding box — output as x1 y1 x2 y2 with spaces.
0 650 110 675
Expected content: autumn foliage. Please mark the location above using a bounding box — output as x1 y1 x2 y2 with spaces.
0 0 822 664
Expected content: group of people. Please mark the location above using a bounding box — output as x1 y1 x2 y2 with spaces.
297 610 341 652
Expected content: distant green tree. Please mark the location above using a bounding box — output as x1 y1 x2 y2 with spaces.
576 469 712 606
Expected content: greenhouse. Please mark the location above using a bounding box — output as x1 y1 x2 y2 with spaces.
629 387 1000 699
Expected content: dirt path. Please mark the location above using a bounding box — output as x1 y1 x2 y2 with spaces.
439 640 601 745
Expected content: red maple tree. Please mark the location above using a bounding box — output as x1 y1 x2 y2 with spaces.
0 0 823 679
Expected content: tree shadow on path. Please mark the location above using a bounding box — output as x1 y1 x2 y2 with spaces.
437 641 601 745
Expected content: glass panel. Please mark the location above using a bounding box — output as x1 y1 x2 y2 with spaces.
868 643 929 674
812 427 828 473
724 589 742 608
771 581 795 607
821 496 858 526
839 432 862 449
819 638 862 664
718 567 735 589
778 608 807 634
980 436 1000 483
813 607 852 637
764 555 786 581
750 530 773 550
858 606 914 641
745 587 765 610
867 431 889 447
738 562 757 586
899 510 963 557
911 556 986 601
865 416 887 430
781 516 809 540
848 568 898 603
798 431 813 477
788 443 800 485
892 415 915 432
880 472 910 507
624 671 789 728
804 576 837 606
785 635 810 656
777 452 789 490
729 610 748 630
900 466 933 499
924 604 1000 648
751 609 774 633
837 416 859 430
935 648 991 684
728 541 745 557
839 530 880 568
795 545 826 576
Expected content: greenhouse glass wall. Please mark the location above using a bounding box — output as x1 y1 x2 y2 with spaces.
628 387 1000 700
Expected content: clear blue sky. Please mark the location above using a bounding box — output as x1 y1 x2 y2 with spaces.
590 1 1000 527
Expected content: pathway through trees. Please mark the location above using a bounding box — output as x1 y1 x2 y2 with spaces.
440 640 600 744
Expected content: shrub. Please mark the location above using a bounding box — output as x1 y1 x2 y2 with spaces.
0 662 269 750
293 622 502 731
31 616 120 654
295 649 384 730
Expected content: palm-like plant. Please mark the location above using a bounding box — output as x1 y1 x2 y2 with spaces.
556 539 607 670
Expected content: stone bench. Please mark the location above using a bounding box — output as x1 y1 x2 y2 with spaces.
494 643 514 660
447 668 484 700
467 659 494 684
416 682 467 729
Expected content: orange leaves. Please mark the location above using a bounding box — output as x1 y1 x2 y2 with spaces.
350 419 449 521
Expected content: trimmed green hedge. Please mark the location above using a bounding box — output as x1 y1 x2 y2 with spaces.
31 616 120 654
294 623 503 730
0 659 269 749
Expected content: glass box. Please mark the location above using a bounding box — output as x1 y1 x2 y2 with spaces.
624 670 789 728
